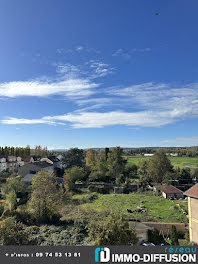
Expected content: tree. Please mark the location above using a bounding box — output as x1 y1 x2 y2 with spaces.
107 147 126 184
89 160 109 183
88 150 109 182
124 164 138 180
1 176 26 198
191 168 198 180
162 172 177 185
33 145 48 157
87 212 138 245
85 149 97 170
63 166 84 192
5 191 17 212
170 225 179 245
179 168 191 179
62 148 85 169
29 172 62 223
138 161 148 185
147 150 173 183
105 148 110 161
0 217 30 245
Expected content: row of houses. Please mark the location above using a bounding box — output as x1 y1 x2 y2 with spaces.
0 156 25 172
0 155 63 173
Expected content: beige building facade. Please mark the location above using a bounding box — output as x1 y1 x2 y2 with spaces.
185 184 198 244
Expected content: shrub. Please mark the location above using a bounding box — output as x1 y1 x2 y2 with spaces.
87 212 138 245
0 204 4 217
29 223 88 246
88 184 109 194
170 225 179 245
0 217 30 245
147 229 165 245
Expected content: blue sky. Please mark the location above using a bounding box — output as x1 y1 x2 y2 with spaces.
0 0 198 149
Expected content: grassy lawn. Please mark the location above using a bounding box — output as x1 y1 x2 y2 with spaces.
73 192 188 223
126 156 198 168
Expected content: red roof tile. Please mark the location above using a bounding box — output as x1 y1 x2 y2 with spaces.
184 184 198 198
159 185 183 194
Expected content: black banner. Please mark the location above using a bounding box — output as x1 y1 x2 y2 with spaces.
0 246 197 264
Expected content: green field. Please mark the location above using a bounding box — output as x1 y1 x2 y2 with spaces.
126 156 198 167
73 192 188 223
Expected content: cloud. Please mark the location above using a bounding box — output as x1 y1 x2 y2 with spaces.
74 98 113 111
160 136 198 147
112 47 151 59
0 78 99 99
2 80 198 129
112 49 131 59
1 107 189 128
0 62 102 99
108 82 198 114
89 60 115 77
76 46 84 51
2 117 57 125
56 46 101 55
0 59 117 100
56 63 81 77
131 48 151 53
2 117 66 126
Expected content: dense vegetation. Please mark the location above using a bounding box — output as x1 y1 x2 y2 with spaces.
0 146 30 158
0 147 195 246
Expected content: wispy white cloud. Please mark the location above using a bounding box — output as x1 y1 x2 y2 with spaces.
131 48 151 53
55 63 81 77
1 106 191 128
76 98 112 106
0 78 99 99
160 136 198 147
74 98 113 112
0 61 104 99
112 49 131 59
108 82 198 113
76 46 84 51
89 60 115 77
1 80 198 129
112 47 151 59
2 117 57 125
56 46 100 55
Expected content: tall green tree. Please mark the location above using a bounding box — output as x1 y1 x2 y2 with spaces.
107 147 126 184
5 191 17 212
1 176 26 199
29 172 62 223
85 149 97 170
105 148 110 161
89 162 109 183
62 148 85 169
137 160 148 185
124 164 138 180
191 168 198 180
179 168 191 179
63 166 84 192
147 150 173 183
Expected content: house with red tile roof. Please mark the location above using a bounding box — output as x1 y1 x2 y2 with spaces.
154 185 184 199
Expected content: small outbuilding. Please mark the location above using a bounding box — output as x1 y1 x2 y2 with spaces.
155 185 184 199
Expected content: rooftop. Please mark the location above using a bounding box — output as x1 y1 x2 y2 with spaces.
184 184 198 199
157 185 183 194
